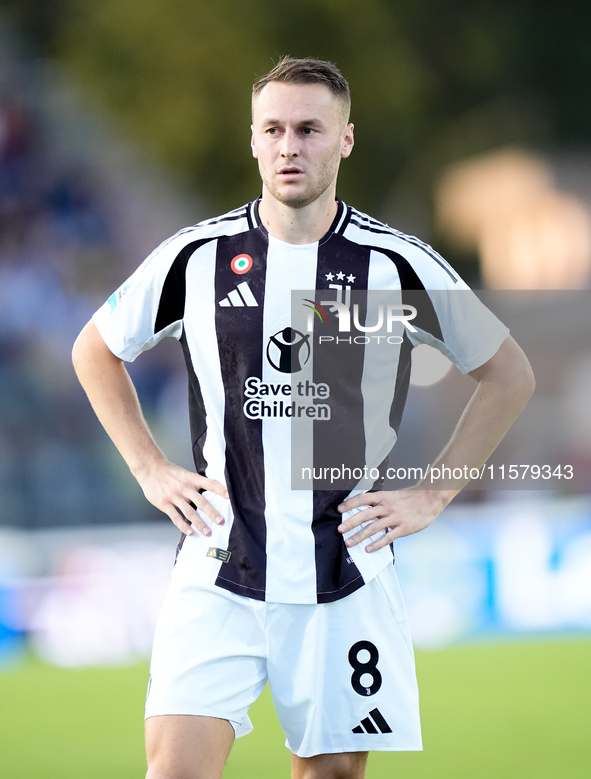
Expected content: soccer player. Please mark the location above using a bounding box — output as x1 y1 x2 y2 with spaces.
72 58 534 779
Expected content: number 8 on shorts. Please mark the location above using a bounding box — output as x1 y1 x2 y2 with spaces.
348 640 382 696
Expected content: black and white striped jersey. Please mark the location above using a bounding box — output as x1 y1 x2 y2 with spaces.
93 199 508 604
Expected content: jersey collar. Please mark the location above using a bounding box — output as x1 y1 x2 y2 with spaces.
250 198 349 243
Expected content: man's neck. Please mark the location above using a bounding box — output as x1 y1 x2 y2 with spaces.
257 191 339 245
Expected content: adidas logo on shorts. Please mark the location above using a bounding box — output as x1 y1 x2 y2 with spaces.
352 707 392 734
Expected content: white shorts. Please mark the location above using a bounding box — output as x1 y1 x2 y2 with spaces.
146 549 422 758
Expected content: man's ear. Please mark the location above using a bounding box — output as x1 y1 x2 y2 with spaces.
251 126 258 158
341 123 354 159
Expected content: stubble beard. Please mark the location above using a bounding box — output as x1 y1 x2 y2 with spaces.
260 149 341 210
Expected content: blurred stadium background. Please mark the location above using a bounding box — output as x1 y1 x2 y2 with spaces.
0 2 590 776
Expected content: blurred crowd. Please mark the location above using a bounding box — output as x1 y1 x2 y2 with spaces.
0 38 192 530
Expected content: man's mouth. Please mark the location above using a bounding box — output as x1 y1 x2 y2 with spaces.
280 168 302 176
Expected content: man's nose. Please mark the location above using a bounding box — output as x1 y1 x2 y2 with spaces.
280 129 300 157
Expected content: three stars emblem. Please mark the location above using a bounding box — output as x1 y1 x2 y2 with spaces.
325 271 356 284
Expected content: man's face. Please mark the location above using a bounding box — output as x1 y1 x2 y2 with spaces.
251 81 354 209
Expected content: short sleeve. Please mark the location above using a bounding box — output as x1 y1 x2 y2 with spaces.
409 288 510 374
92 236 186 362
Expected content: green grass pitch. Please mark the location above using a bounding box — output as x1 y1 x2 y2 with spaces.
1 639 589 778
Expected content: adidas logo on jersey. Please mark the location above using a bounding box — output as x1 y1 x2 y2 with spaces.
352 708 392 734
219 281 258 307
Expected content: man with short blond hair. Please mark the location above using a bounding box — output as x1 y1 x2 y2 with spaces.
252 56 351 115
73 56 534 779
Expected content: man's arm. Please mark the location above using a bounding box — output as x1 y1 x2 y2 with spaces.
72 320 228 536
337 335 535 552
